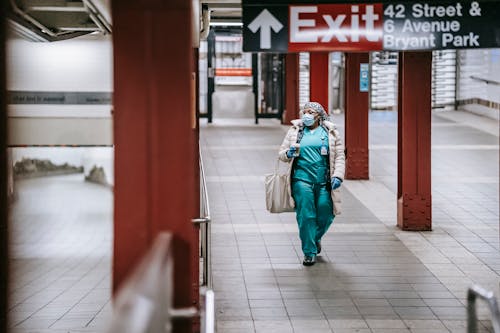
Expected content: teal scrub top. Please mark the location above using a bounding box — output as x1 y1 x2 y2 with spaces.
292 126 330 184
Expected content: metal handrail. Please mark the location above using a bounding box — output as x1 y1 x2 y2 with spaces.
195 148 212 289
467 285 500 333
105 232 214 333
470 75 500 86
200 288 215 333
199 148 211 220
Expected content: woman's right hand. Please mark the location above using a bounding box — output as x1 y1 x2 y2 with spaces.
286 146 297 158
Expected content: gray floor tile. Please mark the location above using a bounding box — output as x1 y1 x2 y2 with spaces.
393 307 437 320
403 319 447 329
217 320 256 333
388 299 426 307
365 319 406 329
251 307 288 320
249 299 284 308
254 320 294 333
328 319 369 329
430 306 467 320
423 298 463 307
322 306 362 319
358 306 398 316
291 319 332 332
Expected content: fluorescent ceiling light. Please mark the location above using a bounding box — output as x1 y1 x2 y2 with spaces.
209 22 243 27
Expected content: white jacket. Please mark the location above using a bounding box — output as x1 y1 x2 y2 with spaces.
278 119 346 215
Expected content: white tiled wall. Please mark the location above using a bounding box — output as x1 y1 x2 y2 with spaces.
7 35 112 92
457 49 490 101
371 52 398 110
7 34 114 182
432 50 457 111
298 52 310 108
457 49 500 119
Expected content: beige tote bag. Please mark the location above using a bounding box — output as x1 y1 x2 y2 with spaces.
265 159 295 213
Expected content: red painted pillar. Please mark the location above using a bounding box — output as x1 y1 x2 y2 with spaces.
397 52 432 231
192 47 201 332
112 1 198 331
344 52 370 180
310 52 329 110
284 53 299 124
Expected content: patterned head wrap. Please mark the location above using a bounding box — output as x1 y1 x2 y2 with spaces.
300 101 328 122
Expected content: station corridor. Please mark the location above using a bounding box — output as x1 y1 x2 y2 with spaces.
6 109 499 333
200 110 499 333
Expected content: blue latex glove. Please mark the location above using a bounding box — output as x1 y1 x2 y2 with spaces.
331 177 342 190
286 146 297 158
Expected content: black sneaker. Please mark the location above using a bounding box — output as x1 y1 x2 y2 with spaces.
303 255 316 266
316 240 321 254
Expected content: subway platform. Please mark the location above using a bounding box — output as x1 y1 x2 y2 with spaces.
9 175 113 333
200 110 499 333
6 110 499 333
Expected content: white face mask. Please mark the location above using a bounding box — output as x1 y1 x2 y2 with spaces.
302 114 315 126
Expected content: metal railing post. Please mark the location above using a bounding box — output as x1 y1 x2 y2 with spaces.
467 285 500 333
193 148 212 288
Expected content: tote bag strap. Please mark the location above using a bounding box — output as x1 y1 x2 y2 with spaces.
296 127 304 144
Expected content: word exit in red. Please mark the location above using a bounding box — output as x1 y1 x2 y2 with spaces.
288 4 383 52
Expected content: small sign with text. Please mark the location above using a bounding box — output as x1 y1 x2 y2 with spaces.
242 0 500 52
382 1 499 50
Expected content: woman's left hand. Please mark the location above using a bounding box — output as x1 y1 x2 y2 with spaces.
331 177 342 190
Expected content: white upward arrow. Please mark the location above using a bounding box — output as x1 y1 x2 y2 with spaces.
248 9 283 49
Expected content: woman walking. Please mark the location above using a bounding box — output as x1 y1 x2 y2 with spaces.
279 102 345 266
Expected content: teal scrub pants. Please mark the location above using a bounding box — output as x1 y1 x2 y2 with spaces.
292 180 334 256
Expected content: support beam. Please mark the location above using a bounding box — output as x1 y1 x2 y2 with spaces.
207 30 215 123
284 53 299 124
344 52 370 180
192 46 201 332
112 1 198 332
310 52 329 110
397 51 432 231
252 53 259 124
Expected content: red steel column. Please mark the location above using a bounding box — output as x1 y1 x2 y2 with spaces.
344 52 370 180
112 1 198 331
397 51 432 231
192 46 201 333
309 52 329 110
284 53 299 124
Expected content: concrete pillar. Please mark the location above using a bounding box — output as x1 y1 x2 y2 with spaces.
397 51 432 231
310 52 329 110
284 53 299 124
344 53 370 180
112 1 198 331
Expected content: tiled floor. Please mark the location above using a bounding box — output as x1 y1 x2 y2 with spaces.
6 109 498 333
8 174 113 333
200 110 499 333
